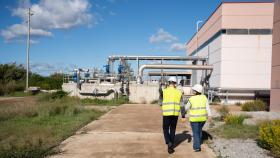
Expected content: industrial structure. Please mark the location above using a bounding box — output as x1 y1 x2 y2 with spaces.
62 1 278 107
186 2 274 104
271 0 280 111
62 56 213 103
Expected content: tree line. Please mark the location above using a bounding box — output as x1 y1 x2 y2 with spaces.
0 63 63 95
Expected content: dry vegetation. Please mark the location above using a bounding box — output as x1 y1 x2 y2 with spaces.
0 93 106 158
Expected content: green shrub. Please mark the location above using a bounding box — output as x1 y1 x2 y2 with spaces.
217 105 229 121
259 120 280 157
224 114 246 125
241 100 266 111
50 91 68 99
151 100 159 104
40 91 68 101
235 102 242 106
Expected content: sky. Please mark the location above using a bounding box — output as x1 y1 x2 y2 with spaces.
0 0 267 75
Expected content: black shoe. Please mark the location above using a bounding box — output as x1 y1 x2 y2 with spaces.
167 142 175 154
168 147 175 154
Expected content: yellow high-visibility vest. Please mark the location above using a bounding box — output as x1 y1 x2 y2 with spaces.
162 87 182 116
189 95 208 122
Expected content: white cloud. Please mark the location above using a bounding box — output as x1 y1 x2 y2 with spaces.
1 24 52 42
149 28 178 44
2 0 96 42
169 43 186 52
109 11 116 16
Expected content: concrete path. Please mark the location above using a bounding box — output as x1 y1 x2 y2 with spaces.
50 104 216 158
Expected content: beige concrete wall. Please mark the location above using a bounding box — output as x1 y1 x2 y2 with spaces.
221 35 272 89
271 0 280 111
186 2 274 55
222 3 274 29
62 83 160 104
129 84 159 104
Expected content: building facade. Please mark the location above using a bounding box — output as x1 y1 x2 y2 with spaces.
271 0 280 111
186 2 274 104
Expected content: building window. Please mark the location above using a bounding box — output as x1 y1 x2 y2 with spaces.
226 29 249 35
249 29 272 35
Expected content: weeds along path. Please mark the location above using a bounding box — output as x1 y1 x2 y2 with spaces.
49 104 216 158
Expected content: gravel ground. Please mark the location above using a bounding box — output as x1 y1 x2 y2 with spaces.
206 108 279 158
208 138 272 158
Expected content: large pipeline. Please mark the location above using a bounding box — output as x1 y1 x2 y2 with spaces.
80 88 118 98
137 64 213 84
108 55 207 61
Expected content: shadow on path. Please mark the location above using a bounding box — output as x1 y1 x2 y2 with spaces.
174 131 192 148
174 130 213 149
202 130 213 143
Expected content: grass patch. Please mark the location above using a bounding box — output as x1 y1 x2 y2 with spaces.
0 94 105 158
241 100 266 111
217 105 229 121
150 99 159 104
224 114 248 125
81 97 129 106
3 91 33 97
210 124 259 139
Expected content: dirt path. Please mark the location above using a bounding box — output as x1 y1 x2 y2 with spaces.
50 104 216 158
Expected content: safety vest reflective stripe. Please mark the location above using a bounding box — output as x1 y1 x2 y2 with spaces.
191 107 206 110
162 109 181 113
162 102 181 106
189 114 207 117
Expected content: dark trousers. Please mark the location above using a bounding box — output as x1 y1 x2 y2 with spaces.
162 116 178 145
190 121 205 150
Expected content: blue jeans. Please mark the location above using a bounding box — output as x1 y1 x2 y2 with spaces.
190 122 205 150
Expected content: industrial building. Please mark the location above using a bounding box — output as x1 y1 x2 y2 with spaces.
186 2 274 104
62 1 278 107
271 0 280 111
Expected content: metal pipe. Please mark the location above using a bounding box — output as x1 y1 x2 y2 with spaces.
108 55 207 61
80 88 118 98
137 64 213 84
216 93 255 97
148 71 192 76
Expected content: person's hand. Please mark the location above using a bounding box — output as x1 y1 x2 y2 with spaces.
181 118 187 123
208 116 212 123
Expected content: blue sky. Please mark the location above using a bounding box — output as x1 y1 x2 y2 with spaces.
0 0 264 75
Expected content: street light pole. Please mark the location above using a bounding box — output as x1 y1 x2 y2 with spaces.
192 20 203 86
196 20 203 56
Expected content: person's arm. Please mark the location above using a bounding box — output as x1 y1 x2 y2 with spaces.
206 100 211 116
206 99 212 122
184 101 191 112
159 86 163 106
180 97 185 118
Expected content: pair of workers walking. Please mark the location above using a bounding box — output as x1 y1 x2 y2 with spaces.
161 77 211 154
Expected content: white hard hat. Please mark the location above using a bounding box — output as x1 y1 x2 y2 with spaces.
192 84 203 93
168 76 177 83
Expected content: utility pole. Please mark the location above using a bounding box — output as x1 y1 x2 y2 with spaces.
26 8 32 92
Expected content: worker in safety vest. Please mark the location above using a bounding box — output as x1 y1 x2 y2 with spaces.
181 84 212 152
161 76 184 154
